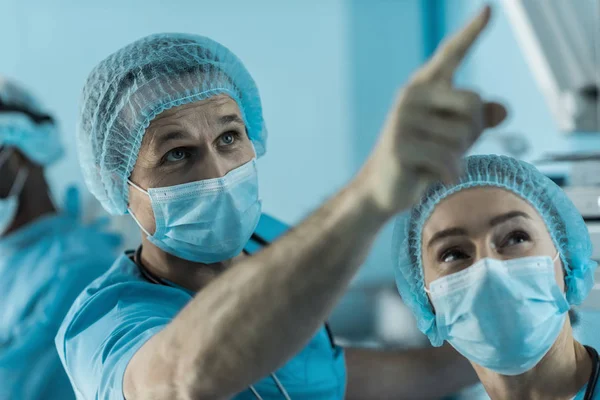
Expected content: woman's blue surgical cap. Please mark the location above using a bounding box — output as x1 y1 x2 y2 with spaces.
393 154 597 346
0 77 62 166
78 33 267 215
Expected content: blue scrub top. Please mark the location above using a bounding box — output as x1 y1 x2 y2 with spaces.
56 214 347 400
0 213 121 400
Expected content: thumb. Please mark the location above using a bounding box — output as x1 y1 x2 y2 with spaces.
483 101 508 128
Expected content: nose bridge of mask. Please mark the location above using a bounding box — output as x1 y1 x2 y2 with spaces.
426 253 559 297
147 158 257 202
426 258 492 297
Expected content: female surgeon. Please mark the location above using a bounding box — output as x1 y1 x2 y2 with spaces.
393 154 600 399
56 6 508 400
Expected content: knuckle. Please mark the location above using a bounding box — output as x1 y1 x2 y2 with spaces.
398 84 427 108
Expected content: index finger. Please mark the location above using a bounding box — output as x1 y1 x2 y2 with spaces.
417 5 491 83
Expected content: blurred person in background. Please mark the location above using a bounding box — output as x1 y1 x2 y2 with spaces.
0 77 121 400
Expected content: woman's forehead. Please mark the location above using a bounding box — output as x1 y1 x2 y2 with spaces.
423 187 543 237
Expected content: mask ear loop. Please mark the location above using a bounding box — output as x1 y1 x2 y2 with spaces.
127 179 152 237
552 251 570 299
128 179 149 195
0 147 13 169
9 166 29 198
553 251 561 263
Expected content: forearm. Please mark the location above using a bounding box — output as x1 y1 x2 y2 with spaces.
156 175 392 398
345 345 478 400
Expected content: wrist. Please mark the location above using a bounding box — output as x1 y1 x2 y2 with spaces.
355 153 431 220
351 162 402 223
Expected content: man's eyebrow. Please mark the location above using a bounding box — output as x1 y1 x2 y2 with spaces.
218 114 245 125
150 131 188 149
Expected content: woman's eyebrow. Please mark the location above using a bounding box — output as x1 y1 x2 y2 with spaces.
426 211 531 249
489 211 531 227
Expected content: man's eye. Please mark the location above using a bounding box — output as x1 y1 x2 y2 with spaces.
219 132 238 146
165 148 190 162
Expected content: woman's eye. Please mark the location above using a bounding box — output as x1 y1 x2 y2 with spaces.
165 148 190 162
440 248 468 263
503 231 530 247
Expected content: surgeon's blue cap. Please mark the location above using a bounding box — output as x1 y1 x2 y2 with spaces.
393 154 597 346
0 77 62 166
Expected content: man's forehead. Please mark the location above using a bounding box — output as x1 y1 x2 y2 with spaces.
142 96 243 149
153 98 241 128
163 95 236 115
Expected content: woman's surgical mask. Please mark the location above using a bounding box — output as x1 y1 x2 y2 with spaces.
128 158 261 264
427 252 569 375
0 148 29 235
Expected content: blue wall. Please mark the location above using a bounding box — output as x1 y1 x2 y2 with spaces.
345 0 426 286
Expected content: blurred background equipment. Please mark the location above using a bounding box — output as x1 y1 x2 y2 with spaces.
537 152 600 311
503 0 598 133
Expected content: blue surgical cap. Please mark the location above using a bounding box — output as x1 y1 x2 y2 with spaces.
0 77 63 166
393 154 597 346
78 33 268 215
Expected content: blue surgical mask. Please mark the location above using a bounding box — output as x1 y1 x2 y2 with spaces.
128 158 262 264
428 253 569 375
0 148 29 235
